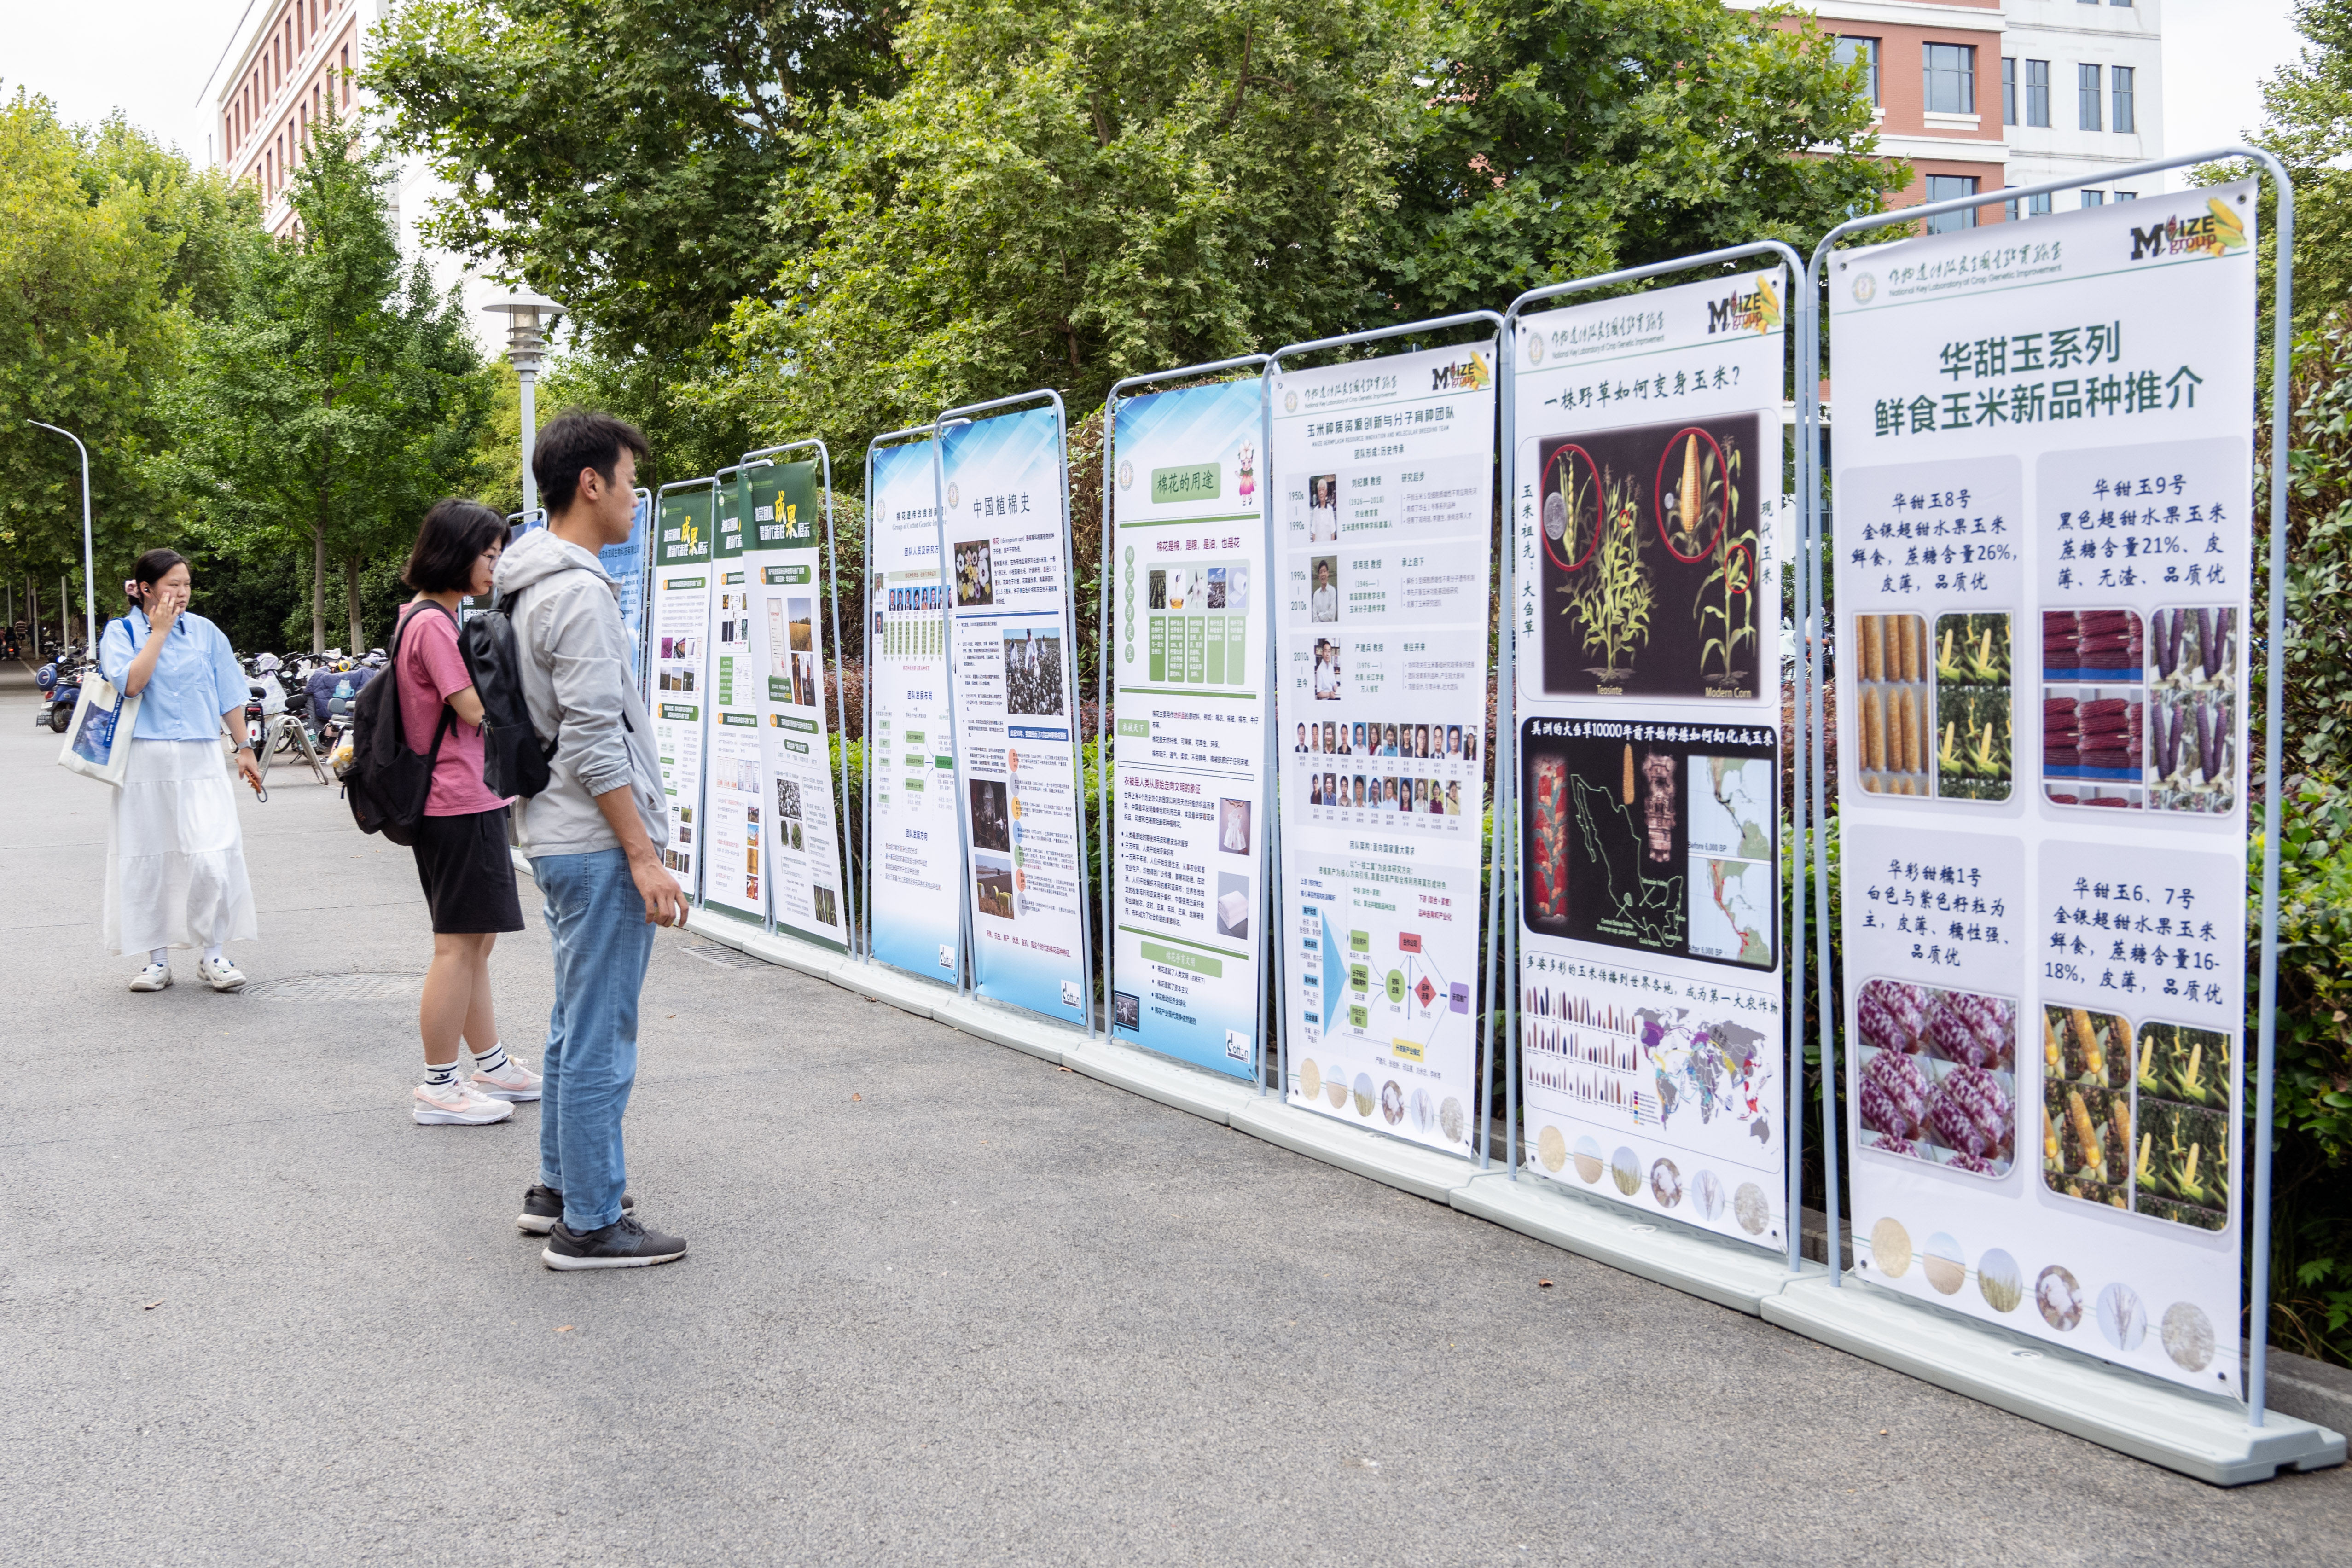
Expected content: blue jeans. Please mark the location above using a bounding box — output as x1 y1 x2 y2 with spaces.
531 848 657 1233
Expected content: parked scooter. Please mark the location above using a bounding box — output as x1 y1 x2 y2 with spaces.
34 645 85 733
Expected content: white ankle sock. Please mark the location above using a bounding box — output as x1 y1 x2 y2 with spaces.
470 1041 510 1075
424 1059 459 1089
202 944 224 964
148 948 168 968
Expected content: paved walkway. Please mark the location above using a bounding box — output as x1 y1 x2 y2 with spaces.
3 660 2346 1565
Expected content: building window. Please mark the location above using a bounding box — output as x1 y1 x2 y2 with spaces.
2026 61 2051 128
2005 187 2055 221
2002 59 2015 125
1925 174 1979 233
2082 190 2106 208
2115 190 2138 201
1925 44 1976 115
1835 37 1881 107
2079 64 2103 132
2114 66 2137 134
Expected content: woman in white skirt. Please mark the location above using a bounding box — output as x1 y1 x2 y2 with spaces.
99 549 263 992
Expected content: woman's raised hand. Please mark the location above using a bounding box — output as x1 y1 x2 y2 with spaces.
146 583 186 633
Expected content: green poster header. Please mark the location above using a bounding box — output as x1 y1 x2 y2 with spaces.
656 489 713 567
747 460 823 548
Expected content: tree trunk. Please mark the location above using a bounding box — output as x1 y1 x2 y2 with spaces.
26 577 39 655
311 523 328 654
345 558 365 654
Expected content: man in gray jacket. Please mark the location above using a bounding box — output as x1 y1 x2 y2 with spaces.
494 411 690 1270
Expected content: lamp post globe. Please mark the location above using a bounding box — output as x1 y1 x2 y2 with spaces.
483 290 564 517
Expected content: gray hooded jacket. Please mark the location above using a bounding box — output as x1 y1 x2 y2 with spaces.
492 527 669 859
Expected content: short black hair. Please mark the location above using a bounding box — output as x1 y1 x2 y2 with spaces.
531 410 650 515
402 499 508 593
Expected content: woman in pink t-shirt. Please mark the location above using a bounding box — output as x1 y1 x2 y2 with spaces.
395 500 539 1127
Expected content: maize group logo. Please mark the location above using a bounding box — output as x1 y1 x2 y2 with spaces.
1706 275 1782 335
1430 352 1493 393
2131 198 2247 262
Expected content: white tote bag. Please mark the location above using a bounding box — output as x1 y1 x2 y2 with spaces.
57 621 142 786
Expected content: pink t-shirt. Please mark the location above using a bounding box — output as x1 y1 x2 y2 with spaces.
396 601 508 817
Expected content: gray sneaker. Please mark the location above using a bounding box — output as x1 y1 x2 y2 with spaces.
542 1214 686 1271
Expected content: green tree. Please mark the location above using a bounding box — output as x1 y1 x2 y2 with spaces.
714 0 1426 456
154 116 495 653
365 0 908 361
2238 0 2352 337
1379 0 1894 320
0 90 260 624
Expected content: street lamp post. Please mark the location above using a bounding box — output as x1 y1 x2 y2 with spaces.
26 421 94 650
482 291 564 516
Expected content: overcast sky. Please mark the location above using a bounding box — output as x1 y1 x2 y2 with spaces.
0 0 2317 180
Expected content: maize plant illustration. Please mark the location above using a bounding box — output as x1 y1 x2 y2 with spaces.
1559 465 1653 683
1656 430 1751 690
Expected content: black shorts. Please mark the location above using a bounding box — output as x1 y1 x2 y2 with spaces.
412 808 525 934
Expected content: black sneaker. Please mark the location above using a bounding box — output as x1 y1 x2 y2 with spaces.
517 1184 634 1235
542 1214 687 1271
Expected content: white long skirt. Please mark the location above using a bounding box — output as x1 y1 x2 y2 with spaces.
105 739 258 955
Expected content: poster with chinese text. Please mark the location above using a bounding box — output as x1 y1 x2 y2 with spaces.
1510 270 1791 1250
1270 341 1497 1155
700 479 765 923
1831 184 2255 1395
652 488 715 893
1109 377 1268 1078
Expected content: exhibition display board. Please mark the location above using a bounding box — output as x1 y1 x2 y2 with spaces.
937 403 1092 1026
1509 268 1793 1248
652 485 717 888
607 490 652 695
1106 375 1269 1078
868 433 963 984
699 477 766 923
1828 184 2257 1394
744 459 851 950
1271 336 1498 1155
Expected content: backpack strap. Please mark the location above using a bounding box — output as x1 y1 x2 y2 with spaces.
389 600 462 758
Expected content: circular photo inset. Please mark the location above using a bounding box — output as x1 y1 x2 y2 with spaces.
1439 1097 1466 1145
1870 1217 1913 1278
1923 1233 1966 1296
1379 1080 1405 1126
1324 1075 1348 1111
1410 1086 1434 1135
1609 1146 1642 1196
1733 1182 1769 1235
1351 1072 1376 1119
2161 1301 2216 1372
1649 1158 1684 1209
2097 1282 2148 1352
1690 1169 1726 1222
1977 1249 2024 1313
2036 1265 2085 1332
1300 1059 1321 1103
1537 1125 1567 1173
1573 1135 1603 1185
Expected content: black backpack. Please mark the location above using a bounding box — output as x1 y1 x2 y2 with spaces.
344 603 456 847
459 591 558 800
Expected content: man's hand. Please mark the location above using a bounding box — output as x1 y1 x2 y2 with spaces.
629 848 687 928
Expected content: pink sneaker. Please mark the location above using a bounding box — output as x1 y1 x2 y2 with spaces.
472 1056 543 1103
413 1078 515 1126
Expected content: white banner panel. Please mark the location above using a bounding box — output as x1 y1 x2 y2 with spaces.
652 488 714 889
1272 341 1497 1155
1109 377 1268 1078
940 407 1089 1026
746 460 850 949
869 438 962 983
701 481 765 922
1509 270 1791 1249
1831 184 2256 1394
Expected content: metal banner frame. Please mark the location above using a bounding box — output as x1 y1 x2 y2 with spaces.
739 439 860 957
1097 355 1275 1087
1806 147 2295 1425
655 475 722 907
862 423 960 981
1263 308 1507 1158
1497 242 1812 1276
931 389 1099 1038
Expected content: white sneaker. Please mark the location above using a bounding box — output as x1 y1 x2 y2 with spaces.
471 1056 543 1102
129 963 173 993
198 957 246 992
412 1078 516 1126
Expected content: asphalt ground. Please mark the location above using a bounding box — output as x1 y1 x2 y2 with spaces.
3 660 2347 1566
